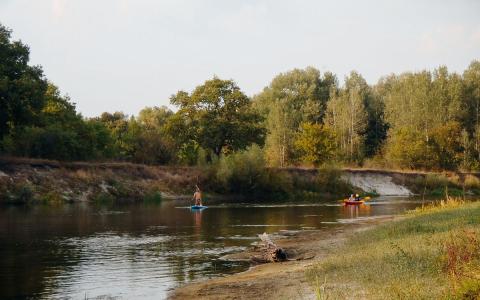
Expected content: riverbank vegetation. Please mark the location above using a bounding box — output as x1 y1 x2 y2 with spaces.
2 23 480 173
307 200 480 299
2 23 480 202
0 155 358 203
392 172 480 197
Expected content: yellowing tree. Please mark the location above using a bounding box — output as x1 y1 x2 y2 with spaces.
294 122 335 167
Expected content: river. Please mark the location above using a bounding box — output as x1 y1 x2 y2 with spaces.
0 196 426 299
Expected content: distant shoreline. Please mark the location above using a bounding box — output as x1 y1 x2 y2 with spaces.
1 156 480 204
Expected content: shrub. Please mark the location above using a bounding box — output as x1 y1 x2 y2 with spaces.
464 174 480 190
424 173 451 189
213 145 292 198
316 165 354 195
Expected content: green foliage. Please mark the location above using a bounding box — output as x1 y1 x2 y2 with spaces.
213 145 292 198
429 121 464 170
324 71 370 163
94 109 175 164
364 90 389 157
315 165 354 195
0 24 48 140
294 122 335 166
12 125 82 160
168 77 266 157
384 126 435 169
255 67 337 166
95 111 132 158
176 140 200 165
1 22 480 173
385 122 464 170
424 174 451 189
137 106 172 130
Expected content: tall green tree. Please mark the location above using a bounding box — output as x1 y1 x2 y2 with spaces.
96 111 131 158
254 67 337 166
133 106 175 164
168 77 265 157
378 66 468 169
463 60 480 163
137 106 173 130
324 71 369 162
11 83 114 160
0 24 47 142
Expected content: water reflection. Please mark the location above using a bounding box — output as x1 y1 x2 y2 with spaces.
0 196 424 299
342 203 371 219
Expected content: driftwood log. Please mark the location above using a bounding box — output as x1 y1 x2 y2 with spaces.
251 233 287 263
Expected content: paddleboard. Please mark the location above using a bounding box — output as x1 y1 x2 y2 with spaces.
191 205 208 210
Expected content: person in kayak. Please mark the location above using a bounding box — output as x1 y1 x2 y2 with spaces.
192 185 203 206
355 194 361 201
348 194 355 201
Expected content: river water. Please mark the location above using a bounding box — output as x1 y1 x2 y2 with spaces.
0 196 425 299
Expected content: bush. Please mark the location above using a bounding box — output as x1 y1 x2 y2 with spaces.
213 145 292 198
316 165 354 195
424 174 451 189
464 174 480 190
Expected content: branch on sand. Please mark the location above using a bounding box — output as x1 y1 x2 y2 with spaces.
251 233 288 263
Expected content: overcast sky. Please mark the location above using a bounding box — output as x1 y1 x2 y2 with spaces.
1 0 479 117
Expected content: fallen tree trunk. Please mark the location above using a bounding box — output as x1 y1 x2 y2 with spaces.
251 233 287 263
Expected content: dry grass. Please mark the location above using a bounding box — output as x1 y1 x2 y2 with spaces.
307 200 480 299
465 174 480 190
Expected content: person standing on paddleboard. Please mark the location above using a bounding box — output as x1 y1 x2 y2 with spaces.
192 185 203 206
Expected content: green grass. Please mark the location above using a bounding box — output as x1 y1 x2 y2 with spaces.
307 200 480 299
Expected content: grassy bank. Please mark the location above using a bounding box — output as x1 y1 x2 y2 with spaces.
392 172 480 197
0 157 200 204
0 156 356 204
307 200 480 299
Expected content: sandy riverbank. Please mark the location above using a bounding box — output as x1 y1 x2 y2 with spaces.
169 215 398 300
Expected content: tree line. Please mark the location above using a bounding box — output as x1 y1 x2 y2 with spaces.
1 23 480 171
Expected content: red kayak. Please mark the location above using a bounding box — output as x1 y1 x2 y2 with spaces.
343 200 365 205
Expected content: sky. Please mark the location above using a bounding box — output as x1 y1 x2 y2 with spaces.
1 0 479 117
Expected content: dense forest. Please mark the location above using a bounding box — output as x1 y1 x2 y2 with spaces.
1 23 480 171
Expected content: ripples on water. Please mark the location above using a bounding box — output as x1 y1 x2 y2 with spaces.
0 196 425 299
40 233 247 299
